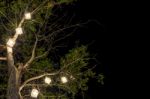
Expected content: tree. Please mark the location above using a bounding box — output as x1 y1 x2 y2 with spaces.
0 0 104 99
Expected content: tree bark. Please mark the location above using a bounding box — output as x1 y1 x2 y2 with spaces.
7 53 20 99
7 68 19 99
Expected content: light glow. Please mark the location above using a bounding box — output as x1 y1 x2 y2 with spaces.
16 27 23 35
7 38 15 47
70 75 75 80
44 77 52 84
61 76 68 83
31 88 39 98
7 47 13 53
25 12 31 20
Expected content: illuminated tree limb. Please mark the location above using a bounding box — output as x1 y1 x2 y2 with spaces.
19 71 60 98
23 33 38 69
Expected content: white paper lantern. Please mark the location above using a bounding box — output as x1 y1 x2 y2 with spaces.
31 88 39 98
7 38 15 47
44 77 52 84
16 27 23 35
61 76 68 83
25 12 31 20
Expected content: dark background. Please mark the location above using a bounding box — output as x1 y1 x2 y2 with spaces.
68 0 114 98
78 0 115 99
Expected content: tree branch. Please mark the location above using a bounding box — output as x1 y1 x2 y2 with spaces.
61 57 83 71
23 34 38 69
39 23 81 41
18 18 25 27
34 47 51 60
0 57 7 61
54 28 77 43
19 71 60 98
0 11 15 26
0 45 6 50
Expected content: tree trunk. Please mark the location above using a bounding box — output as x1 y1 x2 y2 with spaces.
7 53 20 99
7 67 19 99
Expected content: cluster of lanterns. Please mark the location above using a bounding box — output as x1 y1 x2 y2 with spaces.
6 12 31 53
31 76 68 98
6 12 71 98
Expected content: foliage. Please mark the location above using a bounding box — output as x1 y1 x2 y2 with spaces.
0 0 103 98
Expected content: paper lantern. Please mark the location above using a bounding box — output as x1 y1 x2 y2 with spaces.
61 76 68 83
7 38 15 47
44 77 52 84
31 88 39 98
16 27 23 35
25 12 31 20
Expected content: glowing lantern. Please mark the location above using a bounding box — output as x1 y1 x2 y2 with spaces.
25 12 31 20
7 38 15 47
31 88 39 98
16 27 23 35
61 76 68 83
44 77 52 84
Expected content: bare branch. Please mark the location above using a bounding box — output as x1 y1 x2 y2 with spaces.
54 28 77 43
19 71 60 97
0 57 7 61
0 45 6 51
18 18 25 27
29 14 88 61
31 0 49 15
61 57 83 71
39 23 81 41
34 47 51 60
0 11 15 26
0 19 12 32
23 34 38 69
